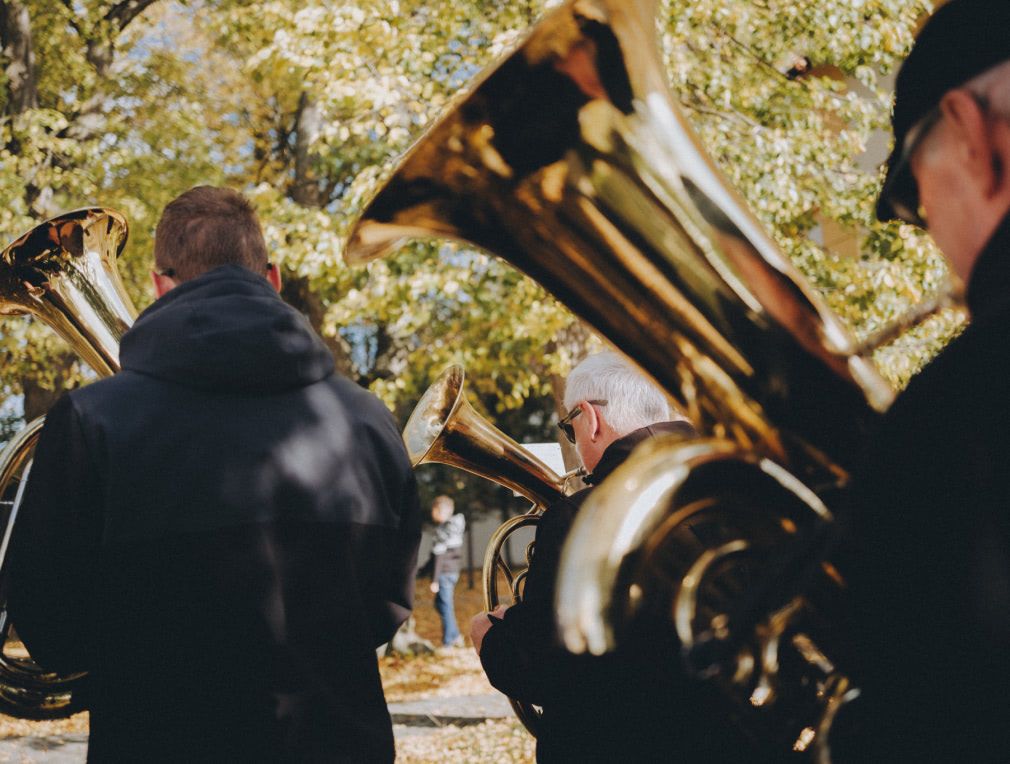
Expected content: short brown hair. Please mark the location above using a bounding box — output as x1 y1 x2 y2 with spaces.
154 186 269 282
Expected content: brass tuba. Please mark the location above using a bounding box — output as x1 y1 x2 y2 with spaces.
403 363 583 734
0 207 136 718
344 0 938 759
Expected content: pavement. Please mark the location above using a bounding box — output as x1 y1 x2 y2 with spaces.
0 694 515 761
0 732 88 763
390 692 513 738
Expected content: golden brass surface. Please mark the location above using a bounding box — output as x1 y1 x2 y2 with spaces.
345 0 935 757
0 207 135 375
0 208 137 719
481 511 543 736
346 0 894 483
404 365 569 507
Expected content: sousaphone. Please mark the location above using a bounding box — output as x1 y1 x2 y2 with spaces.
0 208 136 718
344 0 947 758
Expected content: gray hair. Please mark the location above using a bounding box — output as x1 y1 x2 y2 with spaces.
966 60 1010 121
562 352 676 438
920 62 1010 164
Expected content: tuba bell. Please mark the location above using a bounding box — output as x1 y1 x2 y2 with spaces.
0 207 136 718
344 0 942 759
404 364 574 510
403 363 584 735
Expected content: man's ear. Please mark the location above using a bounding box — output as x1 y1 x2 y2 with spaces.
151 271 178 298
267 262 281 292
582 400 601 441
942 90 1006 198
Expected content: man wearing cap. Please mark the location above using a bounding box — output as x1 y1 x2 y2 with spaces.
836 1 1010 761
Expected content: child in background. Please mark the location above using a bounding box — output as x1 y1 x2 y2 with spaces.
430 495 465 648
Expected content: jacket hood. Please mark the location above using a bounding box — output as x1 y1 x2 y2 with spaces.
119 265 335 394
967 212 1010 325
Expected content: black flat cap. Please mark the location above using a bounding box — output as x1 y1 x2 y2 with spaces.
877 0 1010 222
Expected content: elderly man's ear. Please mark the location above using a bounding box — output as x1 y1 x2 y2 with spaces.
580 400 601 442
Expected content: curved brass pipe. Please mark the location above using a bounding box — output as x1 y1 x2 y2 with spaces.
0 208 136 719
404 364 580 736
404 365 570 507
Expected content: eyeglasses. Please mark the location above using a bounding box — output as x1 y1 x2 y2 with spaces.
879 104 943 228
557 399 607 444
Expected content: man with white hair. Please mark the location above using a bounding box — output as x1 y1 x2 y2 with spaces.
834 1 1010 761
554 351 681 478
470 352 755 762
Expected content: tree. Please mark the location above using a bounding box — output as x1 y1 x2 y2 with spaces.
0 0 238 419
230 0 955 399
0 392 22 449
659 0 959 385
0 1 959 508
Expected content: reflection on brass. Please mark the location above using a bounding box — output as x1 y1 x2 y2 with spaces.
482 512 544 735
0 208 137 719
346 0 897 480
345 0 948 757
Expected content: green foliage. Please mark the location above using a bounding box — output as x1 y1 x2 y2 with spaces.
658 0 956 388
0 0 965 494
0 394 23 449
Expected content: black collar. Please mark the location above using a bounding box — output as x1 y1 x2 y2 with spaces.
586 420 697 485
967 212 1010 323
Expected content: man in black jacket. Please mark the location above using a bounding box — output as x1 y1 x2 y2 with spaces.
6 186 421 763
470 352 756 762
834 1 1010 761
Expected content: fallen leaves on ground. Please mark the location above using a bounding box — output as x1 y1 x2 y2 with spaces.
380 647 494 702
0 710 89 740
396 718 537 763
385 577 536 761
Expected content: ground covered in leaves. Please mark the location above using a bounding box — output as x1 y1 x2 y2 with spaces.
382 575 537 762
395 717 536 764
0 575 537 762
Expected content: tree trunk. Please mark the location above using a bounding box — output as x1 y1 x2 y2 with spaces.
21 350 76 422
279 273 356 379
0 0 38 115
292 92 326 208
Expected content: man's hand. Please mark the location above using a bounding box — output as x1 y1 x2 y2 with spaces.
470 605 508 655
430 581 439 594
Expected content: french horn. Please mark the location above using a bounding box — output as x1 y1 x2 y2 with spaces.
403 363 583 734
0 208 136 718
344 0 941 759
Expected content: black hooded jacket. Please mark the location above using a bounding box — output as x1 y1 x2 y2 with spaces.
478 420 758 763
6 265 421 763
833 214 1010 763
